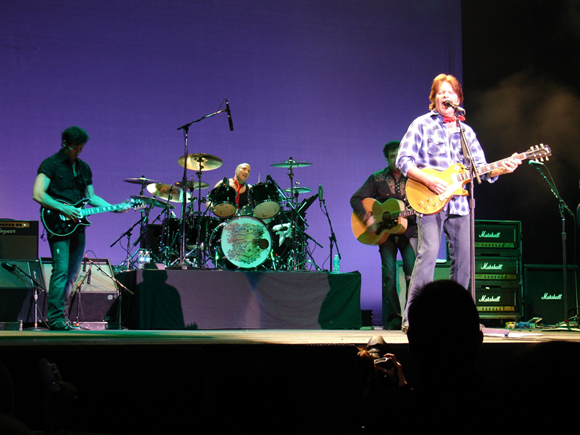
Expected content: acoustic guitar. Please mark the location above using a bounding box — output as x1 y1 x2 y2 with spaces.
351 198 416 245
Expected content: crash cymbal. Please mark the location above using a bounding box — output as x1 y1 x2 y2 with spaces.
282 187 312 194
178 153 223 171
175 181 209 190
130 195 175 209
270 159 312 168
124 177 159 185
147 183 192 203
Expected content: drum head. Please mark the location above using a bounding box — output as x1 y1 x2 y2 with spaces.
220 216 271 268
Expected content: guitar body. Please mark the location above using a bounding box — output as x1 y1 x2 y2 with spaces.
41 197 143 237
41 199 91 237
351 198 409 246
406 164 469 214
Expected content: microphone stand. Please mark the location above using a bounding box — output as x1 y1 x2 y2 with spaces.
319 194 341 272
175 101 231 269
4 263 49 330
530 162 578 327
86 258 134 330
455 110 480 300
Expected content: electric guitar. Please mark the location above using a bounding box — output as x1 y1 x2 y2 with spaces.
406 144 552 215
351 198 416 245
41 197 144 237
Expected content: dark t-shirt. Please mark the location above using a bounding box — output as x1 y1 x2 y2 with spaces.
37 148 93 205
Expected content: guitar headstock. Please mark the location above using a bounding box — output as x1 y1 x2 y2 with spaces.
525 143 552 163
128 198 147 210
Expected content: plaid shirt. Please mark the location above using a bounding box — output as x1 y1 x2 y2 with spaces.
396 110 497 216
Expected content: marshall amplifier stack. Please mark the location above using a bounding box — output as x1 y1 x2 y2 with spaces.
472 220 522 319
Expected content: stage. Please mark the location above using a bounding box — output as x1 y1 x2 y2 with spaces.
1 327 579 434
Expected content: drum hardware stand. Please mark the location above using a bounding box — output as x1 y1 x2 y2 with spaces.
85 257 134 330
175 101 231 269
531 159 579 328
319 189 341 271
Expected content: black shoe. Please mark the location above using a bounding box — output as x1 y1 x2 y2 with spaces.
50 321 81 331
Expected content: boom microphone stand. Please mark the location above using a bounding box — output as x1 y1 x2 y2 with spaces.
530 161 578 327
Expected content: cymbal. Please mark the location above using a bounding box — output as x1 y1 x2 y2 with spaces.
282 187 312 194
147 183 192 203
175 181 209 190
178 153 223 171
270 159 312 168
124 177 159 185
130 195 175 209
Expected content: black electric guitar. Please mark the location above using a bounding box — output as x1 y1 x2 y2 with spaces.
41 197 144 237
406 144 552 214
351 198 416 245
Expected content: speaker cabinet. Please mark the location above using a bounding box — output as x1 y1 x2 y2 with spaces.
475 280 522 319
524 264 579 325
41 257 118 323
0 221 39 260
0 259 45 322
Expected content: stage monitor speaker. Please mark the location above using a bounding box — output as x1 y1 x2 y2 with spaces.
0 259 45 322
0 221 39 260
524 264 579 325
41 257 119 323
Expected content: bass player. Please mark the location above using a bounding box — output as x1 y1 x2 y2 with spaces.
33 126 119 331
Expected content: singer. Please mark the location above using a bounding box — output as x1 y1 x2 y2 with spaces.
350 141 417 330
32 126 116 331
396 74 522 330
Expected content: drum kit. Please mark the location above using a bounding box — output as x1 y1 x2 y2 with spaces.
118 155 322 271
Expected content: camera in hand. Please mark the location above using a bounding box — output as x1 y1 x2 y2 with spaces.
374 356 395 370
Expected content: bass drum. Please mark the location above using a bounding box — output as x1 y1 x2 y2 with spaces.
209 216 272 269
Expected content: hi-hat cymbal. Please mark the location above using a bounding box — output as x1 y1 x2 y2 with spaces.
147 183 192 203
175 181 209 190
270 159 312 168
130 195 175 209
178 153 223 171
124 176 159 185
282 187 312 194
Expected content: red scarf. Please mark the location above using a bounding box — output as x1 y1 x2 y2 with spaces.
443 115 465 123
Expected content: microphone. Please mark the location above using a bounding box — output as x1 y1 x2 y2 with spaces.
83 255 87 272
1 262 16 272
529 160 545 166
318 184 323 201
225 99 234 131
87 267 91 285
443 100 466 113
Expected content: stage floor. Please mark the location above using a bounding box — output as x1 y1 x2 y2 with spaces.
1 325 579 347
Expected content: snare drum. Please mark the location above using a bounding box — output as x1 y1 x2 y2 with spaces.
208 184 237 218
209 216 272 269
250 182 280 219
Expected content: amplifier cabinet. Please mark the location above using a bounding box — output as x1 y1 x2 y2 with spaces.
523 264 579 325
0 221 39 260
474 220 521 257
475 280 522 319
474 256 520 280
0 259 46 322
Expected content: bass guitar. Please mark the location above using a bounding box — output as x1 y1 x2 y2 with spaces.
351 198 416 245
406 144 551 215
41 197 144 237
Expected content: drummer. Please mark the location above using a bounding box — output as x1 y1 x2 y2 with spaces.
212 163 252 212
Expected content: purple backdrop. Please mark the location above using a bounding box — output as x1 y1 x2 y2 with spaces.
0 0 462 320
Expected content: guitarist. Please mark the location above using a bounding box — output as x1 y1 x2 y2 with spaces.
396 74 521 330
32 126 117 331
350 141 417 330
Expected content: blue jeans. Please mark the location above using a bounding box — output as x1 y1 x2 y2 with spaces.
379 233 417 328
47 232 85 327
403 211 470 326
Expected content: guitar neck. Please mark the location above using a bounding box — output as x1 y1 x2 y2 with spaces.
458 152 528 182
81 203 125 217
